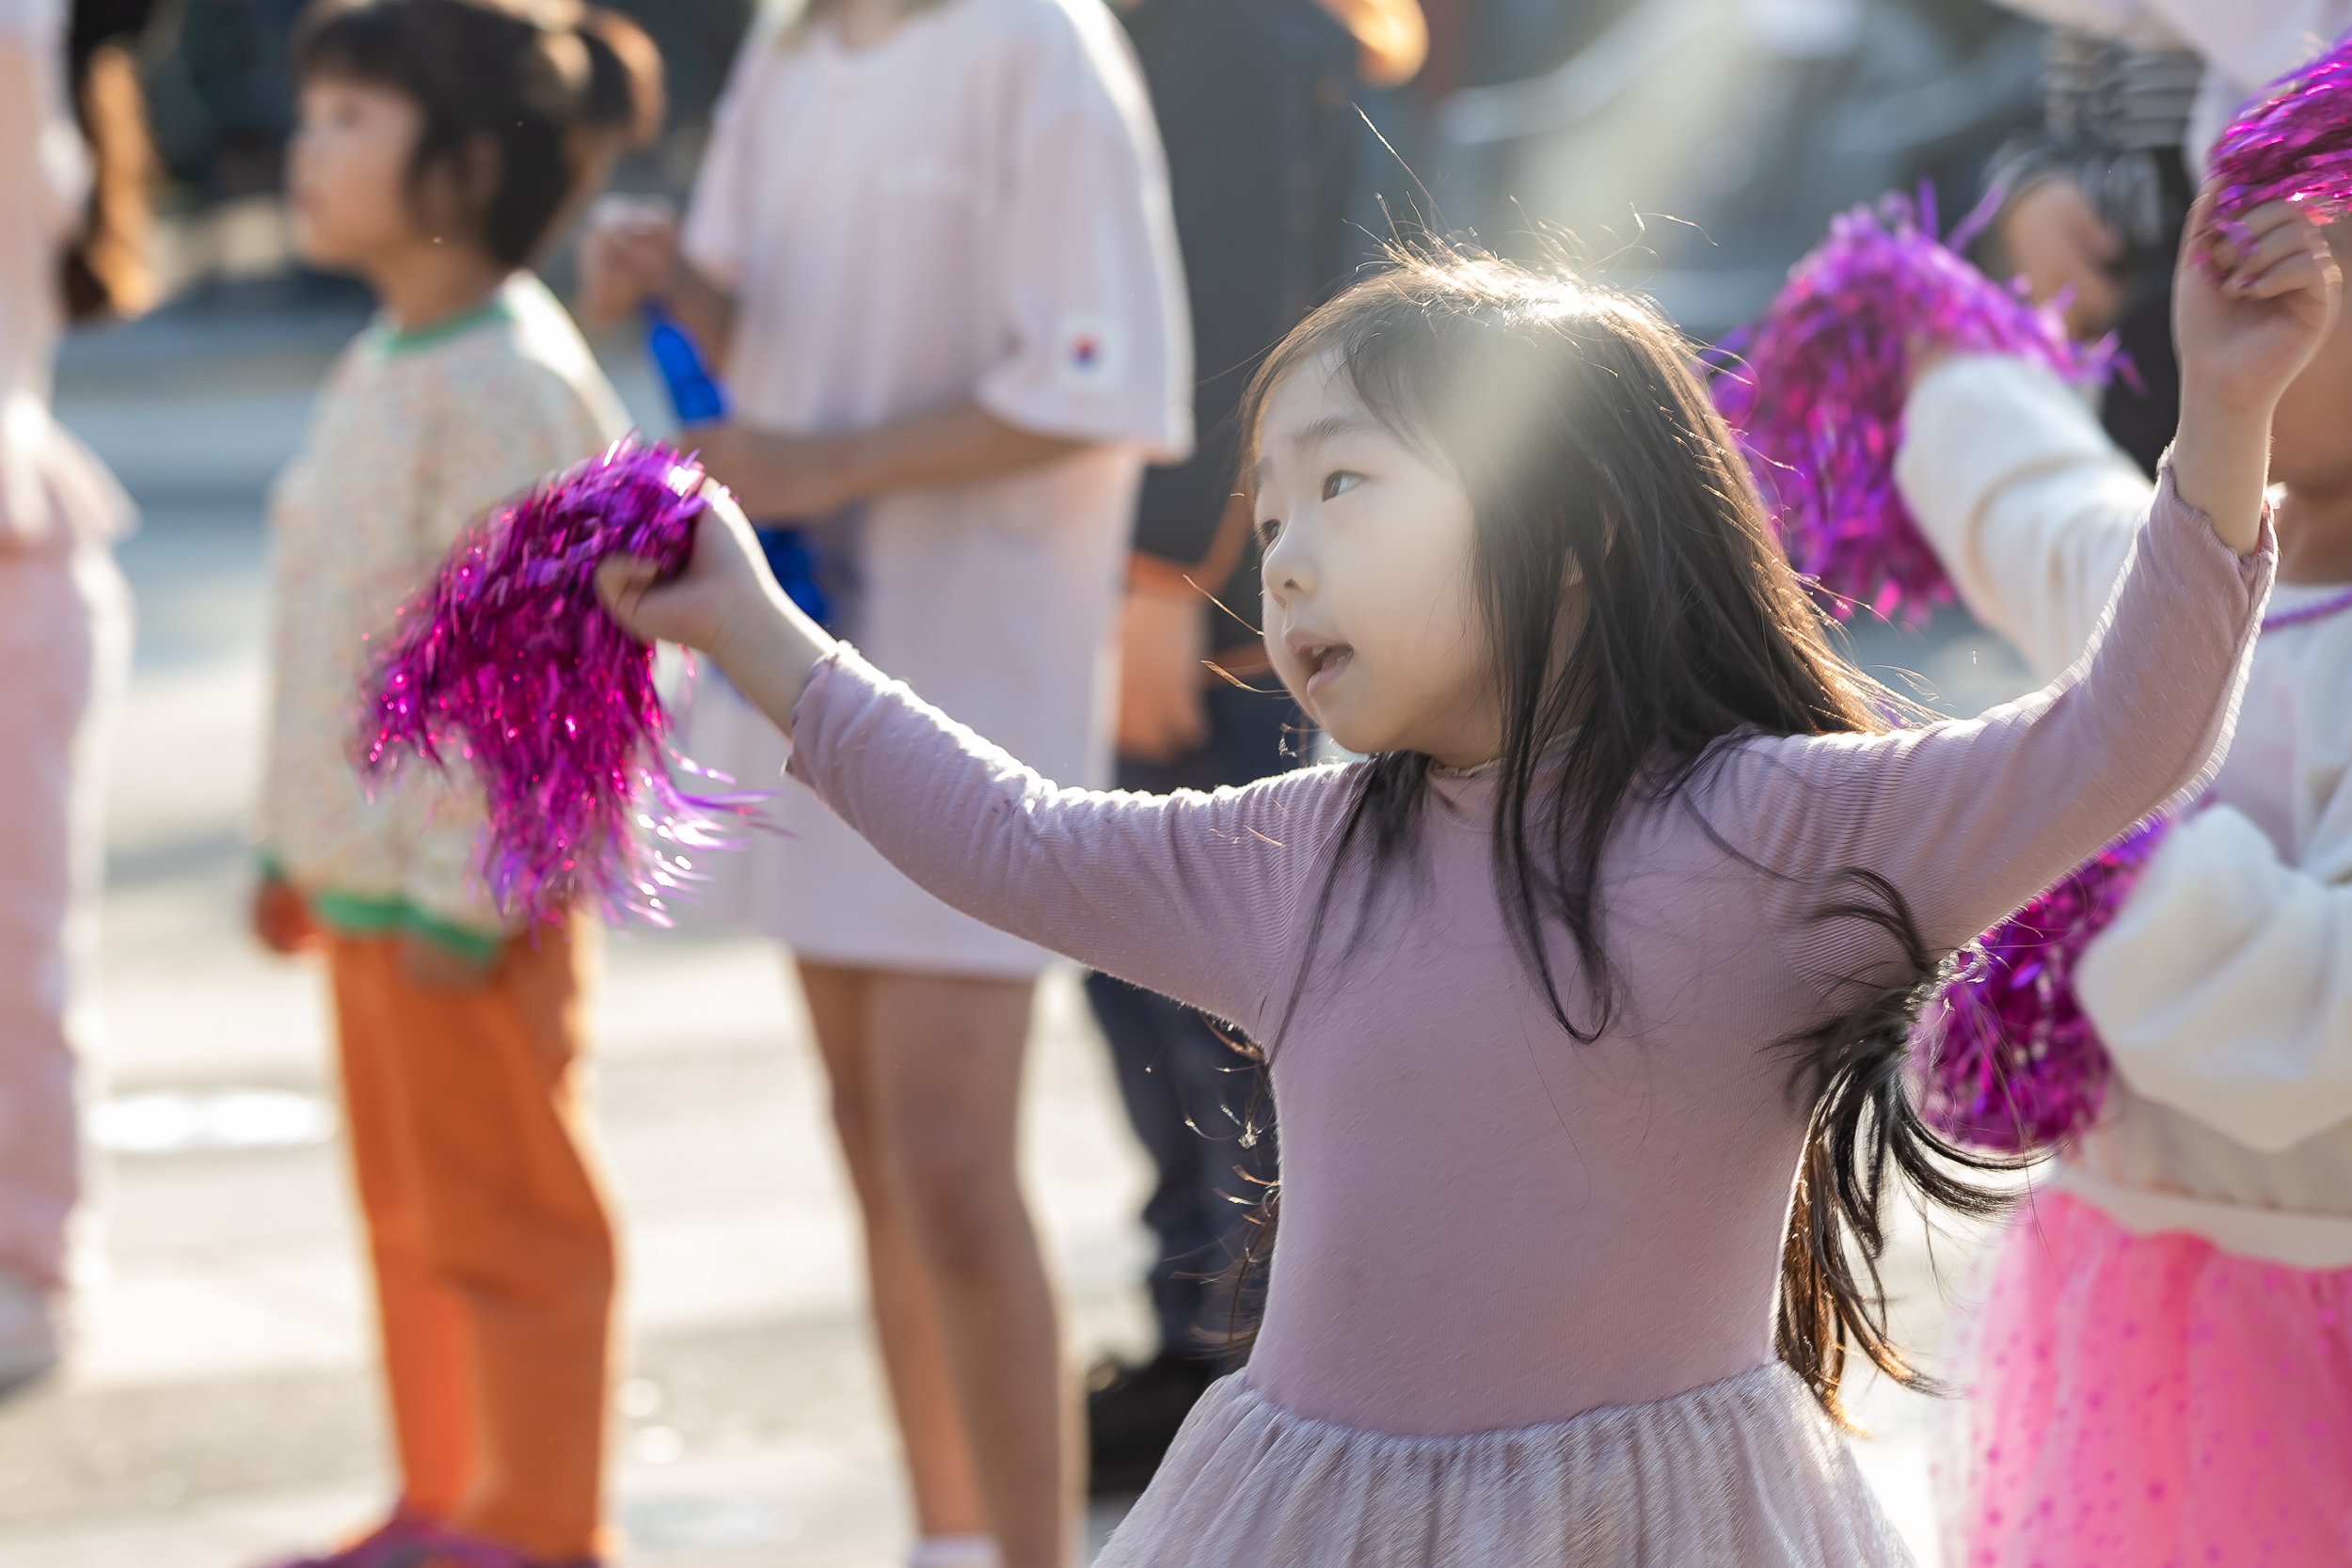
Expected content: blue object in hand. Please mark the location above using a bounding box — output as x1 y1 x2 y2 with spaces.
643 303 729 424
755 527 833 628
641 303 833 628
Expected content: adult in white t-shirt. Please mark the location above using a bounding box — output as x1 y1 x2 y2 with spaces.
580 2 1189 1563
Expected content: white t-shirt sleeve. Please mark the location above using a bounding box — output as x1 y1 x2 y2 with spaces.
973 4 1192 461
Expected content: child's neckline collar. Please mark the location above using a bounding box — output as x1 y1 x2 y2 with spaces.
376 287 517 356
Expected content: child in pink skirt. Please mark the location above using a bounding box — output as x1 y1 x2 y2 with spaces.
593 191 2330 1563
1899 220 2352 1561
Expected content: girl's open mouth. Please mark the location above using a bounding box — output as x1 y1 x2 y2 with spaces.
1299 641 1354 694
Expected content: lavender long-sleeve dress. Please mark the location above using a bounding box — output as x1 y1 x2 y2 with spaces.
784 469 2266 1564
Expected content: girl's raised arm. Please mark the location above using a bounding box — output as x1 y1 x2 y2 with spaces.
597 493 1344 1028
1719 195 2334 974
1724 463 2266 971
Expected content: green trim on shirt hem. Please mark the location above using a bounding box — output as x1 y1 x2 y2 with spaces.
306 891 507 964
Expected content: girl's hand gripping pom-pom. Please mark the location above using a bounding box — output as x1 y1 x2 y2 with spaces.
1910 816 2170 1153
596 483 839 738
2206 29 2352 232
361 439 767 928
1707 190 2115 624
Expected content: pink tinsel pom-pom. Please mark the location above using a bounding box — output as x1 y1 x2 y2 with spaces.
1708 191 2112 624
1910 816 2169 1153
2208 29 2352 225
361 439 756 927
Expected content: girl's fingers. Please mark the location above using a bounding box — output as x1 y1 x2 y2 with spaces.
595 554 662 618
2207 198 2315 274
599 552 662 587
2236 242 2332 301
2224 214 2322 291
2227 198 2308 245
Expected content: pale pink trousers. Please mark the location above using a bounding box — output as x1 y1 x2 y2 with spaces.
0 529 128 1289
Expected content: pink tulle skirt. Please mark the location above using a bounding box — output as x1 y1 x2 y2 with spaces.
1943 1191 2352 1565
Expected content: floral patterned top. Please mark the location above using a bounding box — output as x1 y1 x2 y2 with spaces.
258 273 628 955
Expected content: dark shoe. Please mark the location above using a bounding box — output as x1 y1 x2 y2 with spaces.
258 1512 438 1568
261 1513 598 1568
1086 1352 1218 1496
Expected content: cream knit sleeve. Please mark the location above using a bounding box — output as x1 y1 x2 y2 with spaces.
1894 354 2152 683
395 303 630 938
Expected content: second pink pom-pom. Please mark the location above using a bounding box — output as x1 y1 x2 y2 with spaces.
1708 191 2111 624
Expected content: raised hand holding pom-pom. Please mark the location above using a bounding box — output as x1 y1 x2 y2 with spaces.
596 483 838 738
2168 192 2343 546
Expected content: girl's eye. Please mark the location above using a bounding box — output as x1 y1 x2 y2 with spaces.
1256 515 1282 546
1322 470 1361 501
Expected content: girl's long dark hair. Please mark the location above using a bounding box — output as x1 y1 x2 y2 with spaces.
1232 247 2023 1425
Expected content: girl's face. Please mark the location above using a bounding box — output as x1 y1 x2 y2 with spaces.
287 75 428 272
1256 355 1502 768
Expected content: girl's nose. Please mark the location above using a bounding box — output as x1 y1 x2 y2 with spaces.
1262 518 1311 604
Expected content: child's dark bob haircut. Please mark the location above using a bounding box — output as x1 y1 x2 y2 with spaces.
296 0 663 267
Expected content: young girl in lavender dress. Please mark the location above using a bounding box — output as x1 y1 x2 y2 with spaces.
598 193 2330 1562
1899 215 2352 1561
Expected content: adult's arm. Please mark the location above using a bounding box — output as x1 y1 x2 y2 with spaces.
691 399 1089 520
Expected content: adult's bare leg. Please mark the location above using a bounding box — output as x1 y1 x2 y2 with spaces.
799 961 993 1543
864 967 1062 1568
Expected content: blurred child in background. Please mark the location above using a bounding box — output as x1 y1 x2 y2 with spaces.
1901 211 2352 1566
579 2 1189 1561
0 0 138 1400
248 3 660 1563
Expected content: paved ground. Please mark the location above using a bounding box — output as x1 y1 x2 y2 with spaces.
1 285 2042 1565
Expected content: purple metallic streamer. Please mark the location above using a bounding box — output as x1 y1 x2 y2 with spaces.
360 440 761 927
2208 30 2352 225
1708 191 2113 624
1910 816 2170 1153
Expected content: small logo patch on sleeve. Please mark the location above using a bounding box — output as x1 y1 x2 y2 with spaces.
1054 310 1124 391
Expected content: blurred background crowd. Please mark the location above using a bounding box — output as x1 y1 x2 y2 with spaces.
0 0 2300 1563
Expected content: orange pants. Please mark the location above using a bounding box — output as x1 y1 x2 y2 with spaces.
326 925 617 1563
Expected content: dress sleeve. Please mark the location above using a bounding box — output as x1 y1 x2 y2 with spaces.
1895 355 2153 683
1710 467 2270 988
786 645 1349 1029
2077 806 2352 1151
972 6 1192 460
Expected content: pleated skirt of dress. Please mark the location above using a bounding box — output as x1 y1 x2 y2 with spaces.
1095 1361 1914 1567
